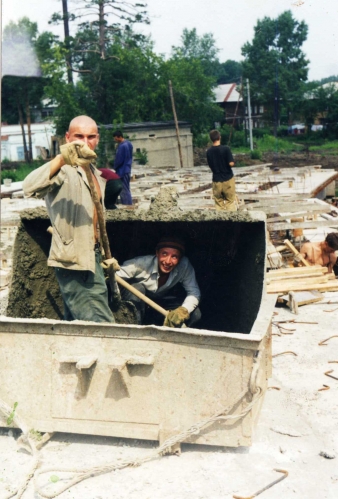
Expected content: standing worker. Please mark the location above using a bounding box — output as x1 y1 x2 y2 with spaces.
22 115 116 324
113 130 133 205
206 129 237 211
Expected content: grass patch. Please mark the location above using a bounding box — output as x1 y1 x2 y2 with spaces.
1 160 44 183
309 140 338 152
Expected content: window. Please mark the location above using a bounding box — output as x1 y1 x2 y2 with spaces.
16 146 24 160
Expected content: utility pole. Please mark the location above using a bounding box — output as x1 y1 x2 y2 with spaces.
246 78 253 151
168 80 184 168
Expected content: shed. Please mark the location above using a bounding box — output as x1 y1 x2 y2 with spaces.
104 121 194 168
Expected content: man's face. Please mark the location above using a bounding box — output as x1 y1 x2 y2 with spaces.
114 136 123 144
156 247 182 274
66 123 99 151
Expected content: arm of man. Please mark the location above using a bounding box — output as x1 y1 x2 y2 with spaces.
23 155 66 199
114 144 126 170
179 260 201 314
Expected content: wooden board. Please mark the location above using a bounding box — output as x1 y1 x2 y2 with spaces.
267 280 338 294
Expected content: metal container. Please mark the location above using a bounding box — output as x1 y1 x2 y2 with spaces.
1 197 273 447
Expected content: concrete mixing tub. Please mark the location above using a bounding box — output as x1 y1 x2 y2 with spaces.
1 199 273 447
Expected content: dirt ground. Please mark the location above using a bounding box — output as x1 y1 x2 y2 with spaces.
0 293 337 499
194 148 338 170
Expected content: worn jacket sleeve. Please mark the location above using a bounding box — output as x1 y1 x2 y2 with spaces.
114 145 125 170
116 258 139 280
180 260 201 313
23 161 66 199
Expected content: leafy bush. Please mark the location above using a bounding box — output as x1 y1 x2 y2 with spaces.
252 128 270 139
193 132 210 148
1 170 17 183
134 148 148 165
250 149 262 160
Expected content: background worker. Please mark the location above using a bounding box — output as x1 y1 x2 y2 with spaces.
116 236 201 328
98 167 123 209
295 233 338 273
23 115 115 324
206 129 237 211
113 130 133 205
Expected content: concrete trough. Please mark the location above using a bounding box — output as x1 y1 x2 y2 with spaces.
0 194 273 447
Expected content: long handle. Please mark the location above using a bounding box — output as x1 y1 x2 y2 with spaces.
115 274 168 317
81 163 120 302
284 239 310 267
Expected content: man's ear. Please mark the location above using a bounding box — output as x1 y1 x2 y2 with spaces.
65 132 70 143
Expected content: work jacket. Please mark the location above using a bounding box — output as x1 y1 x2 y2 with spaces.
23 161 106 273
117 255 201 313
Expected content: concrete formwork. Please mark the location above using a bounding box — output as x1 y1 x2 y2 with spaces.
1 195 273 446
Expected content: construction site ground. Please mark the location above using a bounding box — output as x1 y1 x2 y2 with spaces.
1 154 338 498
0 293 337 498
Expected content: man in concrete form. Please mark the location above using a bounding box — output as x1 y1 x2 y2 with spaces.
113 130 133 205
116 236 201 328
23 115 115 324
206 129 237 211
296 233 338 273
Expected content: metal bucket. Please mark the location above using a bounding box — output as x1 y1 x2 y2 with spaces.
1 199 273 447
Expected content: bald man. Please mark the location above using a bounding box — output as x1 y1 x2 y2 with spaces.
23 115 115 323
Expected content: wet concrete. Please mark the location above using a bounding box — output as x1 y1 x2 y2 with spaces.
7 189 266 333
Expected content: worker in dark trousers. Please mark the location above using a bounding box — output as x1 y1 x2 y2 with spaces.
113 130 133 205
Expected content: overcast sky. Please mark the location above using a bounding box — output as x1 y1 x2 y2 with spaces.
2 0 338 81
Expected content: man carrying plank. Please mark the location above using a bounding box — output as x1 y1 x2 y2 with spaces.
295 233 338 273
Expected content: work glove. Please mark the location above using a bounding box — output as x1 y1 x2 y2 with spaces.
60 141 97 167
102 257 120 271
164 306 190 328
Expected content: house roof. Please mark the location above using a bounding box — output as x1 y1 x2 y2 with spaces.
214 84 242 103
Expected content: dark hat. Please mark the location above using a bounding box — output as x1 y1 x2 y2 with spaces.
156 236 185 254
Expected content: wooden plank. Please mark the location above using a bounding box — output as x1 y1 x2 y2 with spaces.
268 265 325 274
266 271 330 282
281 290 323 307
267 280 338 294
268 219 338 230
266 209 332 222
284 239 310 267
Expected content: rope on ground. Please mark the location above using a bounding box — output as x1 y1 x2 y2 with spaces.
1 350 265 498
34 386 263 499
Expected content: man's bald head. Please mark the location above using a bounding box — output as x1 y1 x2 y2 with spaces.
66 115 99 151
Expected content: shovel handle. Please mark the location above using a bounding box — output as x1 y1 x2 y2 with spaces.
115 274 168 318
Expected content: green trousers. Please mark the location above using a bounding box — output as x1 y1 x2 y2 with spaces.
212 177 237 211
55 248 115 323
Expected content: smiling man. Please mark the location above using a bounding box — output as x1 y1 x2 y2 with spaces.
116 236 201 328
23 115 115 324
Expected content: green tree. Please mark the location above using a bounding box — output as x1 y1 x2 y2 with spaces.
162 56 223 134
217 60 242 84
49 0 149 69
172 28 220 77
298 83 338 138
35 31 84 135
242 10 309 130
